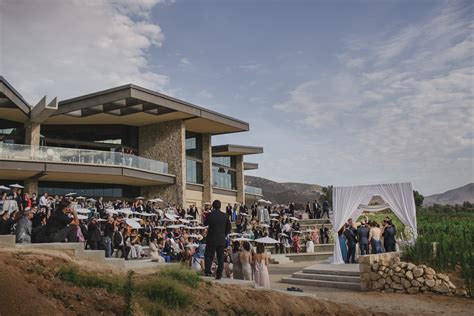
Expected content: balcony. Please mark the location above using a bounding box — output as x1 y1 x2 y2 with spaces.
245 185 263 196
0 143 174 186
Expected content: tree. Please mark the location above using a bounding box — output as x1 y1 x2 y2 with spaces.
413 190 424 209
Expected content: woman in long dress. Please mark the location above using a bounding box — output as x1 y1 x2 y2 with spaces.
231 242 243 279
240 241 252 280
149 237 165 263
253 243 270 288
338 226 348 263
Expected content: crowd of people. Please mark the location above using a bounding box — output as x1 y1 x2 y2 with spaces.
338 216 397 263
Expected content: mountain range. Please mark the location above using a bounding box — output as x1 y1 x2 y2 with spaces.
244 176 474 206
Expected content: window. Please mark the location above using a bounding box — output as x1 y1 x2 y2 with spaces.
212 155 236 190
185 132 203 184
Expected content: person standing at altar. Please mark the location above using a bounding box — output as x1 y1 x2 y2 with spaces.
343 218 358 263
383 219 397 252
357 222 370 255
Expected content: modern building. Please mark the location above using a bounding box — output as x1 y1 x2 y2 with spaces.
0 76 263 208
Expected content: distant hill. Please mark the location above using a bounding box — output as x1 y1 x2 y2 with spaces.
424 183 474 206
244 175 324 206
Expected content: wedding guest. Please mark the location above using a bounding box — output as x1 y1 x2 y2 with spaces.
253 243 270 288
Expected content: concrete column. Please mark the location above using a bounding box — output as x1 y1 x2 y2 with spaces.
138 120 186 206
24 122 41 146
24 178 38 195
202 133 212 208
235 155 245 205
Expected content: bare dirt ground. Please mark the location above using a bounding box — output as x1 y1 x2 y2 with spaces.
0 249 383 316
269 261 474 316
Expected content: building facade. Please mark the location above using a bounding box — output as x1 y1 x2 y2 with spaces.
0 77 263 208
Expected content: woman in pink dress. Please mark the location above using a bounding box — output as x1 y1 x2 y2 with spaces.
253 243 270 288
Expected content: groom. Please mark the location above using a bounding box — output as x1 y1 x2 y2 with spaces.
204 200 231 279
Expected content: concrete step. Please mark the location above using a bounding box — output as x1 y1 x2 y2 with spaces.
16 242 83 258
292 271 360 283
104 257 125 269
283 252 333 262
280 277 361 291
0 235 16 247
302 267 360 277
269 254 294 264
78 249 106 261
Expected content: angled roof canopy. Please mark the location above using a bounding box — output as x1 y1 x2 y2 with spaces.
244 162 259 170
0 76 30 122
43 84 249 135
212 144 264 156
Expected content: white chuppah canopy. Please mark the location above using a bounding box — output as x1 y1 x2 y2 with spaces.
332 182 417 264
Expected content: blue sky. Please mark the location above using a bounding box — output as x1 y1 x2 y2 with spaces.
1 0 473 195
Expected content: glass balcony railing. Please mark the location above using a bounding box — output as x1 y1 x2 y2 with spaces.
245 185 263 196
0 143 169 175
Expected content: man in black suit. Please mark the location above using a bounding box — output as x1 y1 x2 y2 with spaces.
357 222 370 255
204 200 231 279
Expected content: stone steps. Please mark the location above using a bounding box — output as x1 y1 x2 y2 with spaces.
269 254 294 264
281 277 362 291
0 235 16 247
280 263 362 291
283 252 333 262
292 271 360 283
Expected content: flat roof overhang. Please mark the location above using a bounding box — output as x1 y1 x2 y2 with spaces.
42 85 249 135
212 144 264 156
0 77 30 123
244 162 259 170
0 160 175 186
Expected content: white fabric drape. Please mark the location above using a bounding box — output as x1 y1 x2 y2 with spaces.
332 182 417 264
357 203 390 212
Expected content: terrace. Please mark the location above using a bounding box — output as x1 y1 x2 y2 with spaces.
0 143 175 186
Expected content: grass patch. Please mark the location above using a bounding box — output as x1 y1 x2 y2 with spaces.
156 265 201 289
135 277 193 309
56 265 125 294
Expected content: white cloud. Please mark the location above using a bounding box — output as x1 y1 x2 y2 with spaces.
0 0 169 103
196 89 214 98
179 57 192 66
273 1 474 194
239 64 262 71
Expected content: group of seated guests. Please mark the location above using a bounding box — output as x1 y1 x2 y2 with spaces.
338 216 398 263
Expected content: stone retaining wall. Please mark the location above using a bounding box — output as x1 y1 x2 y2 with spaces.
359 252 469 297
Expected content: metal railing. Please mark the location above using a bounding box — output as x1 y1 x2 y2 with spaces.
245 185 263 196
0 142 169 174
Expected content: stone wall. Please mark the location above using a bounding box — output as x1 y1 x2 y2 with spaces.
359 253 469 297
235 155 244 205
139 120 186 206
201 133 212 207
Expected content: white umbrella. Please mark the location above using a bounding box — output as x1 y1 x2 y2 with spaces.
77 214 88 220
119 209 132 215
257 199 267 203
87 198 96 202
179 218 190 223
228 233 240 237
292 230 302 234
76 208 91 214
76 196 85 200
259 223 270 228
265 200 272 204
126 218 142 229
141 212 153 217
240 212 248 216
255 237 279 244
270 213 279 217
165 213 178 221
289 217 299 221
65 192 76 197
279 233 289 238
167 224 181 229
154 226 166 230
185 243 199 248
194 226 207 230
270 218 279 222
0 185 11 191
106 209 118 215
185 215 194 219
9 183 24 189
135 196 145 200
150 198 163 203
188 234 202 238
97 218 107 222
232 237 252 242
